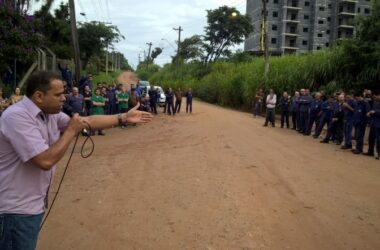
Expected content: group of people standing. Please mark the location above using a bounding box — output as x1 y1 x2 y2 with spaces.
254 88 380 160
160 87 193 116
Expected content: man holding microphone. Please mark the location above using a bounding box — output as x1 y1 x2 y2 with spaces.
0 71 153 250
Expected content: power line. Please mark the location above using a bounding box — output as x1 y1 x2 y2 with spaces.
105 0 111 23
90 0 99 19
96 0 107 22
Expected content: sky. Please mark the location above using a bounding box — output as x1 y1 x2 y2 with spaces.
31 0 246 69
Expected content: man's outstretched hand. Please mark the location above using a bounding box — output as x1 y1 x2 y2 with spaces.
124 103 153 124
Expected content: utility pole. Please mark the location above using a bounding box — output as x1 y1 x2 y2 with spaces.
138 53 141 64
173 26 183 60
118 53 121 70
105 42 109 75
261 0 269 74
146 43 152 69
69 0 81 84
111 52 114 71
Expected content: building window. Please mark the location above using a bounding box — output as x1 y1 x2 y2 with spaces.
271 38 277 44
326 29 330 34
273 11 278 17
302 40 308 45
289 39 296 47
357 7 361 13
319 6 325 11
273 0 279 3
328 4 332 9
318 33 323 37
317 46 322 50
272 25 277 31
303 27 308 32
290 26 296 33
304 15 309 20
305 1 310 7
291 13 297 20
327 17 331 22
326 43 330 47
365 8 370 14
318 20 324 24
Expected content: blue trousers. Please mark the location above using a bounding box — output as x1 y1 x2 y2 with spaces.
281 110 289 127
186 101 192 113
354 123 367 152
0 213 44 250
299 111 309 133
315 115 331 137
324 120 343 143
306 114 320 134
343 120 354 147
375 127 380 155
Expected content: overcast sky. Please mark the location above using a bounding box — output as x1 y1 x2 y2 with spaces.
31 0 246 69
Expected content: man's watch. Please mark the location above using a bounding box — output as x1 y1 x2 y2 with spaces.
117 113 124 126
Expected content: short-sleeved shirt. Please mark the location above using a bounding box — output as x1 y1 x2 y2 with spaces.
117 92 129 109
91 95 105 115
0 97 70 215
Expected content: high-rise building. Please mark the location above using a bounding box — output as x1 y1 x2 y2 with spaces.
244 0 372 55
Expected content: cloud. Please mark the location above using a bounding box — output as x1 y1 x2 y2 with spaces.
31 0 246 68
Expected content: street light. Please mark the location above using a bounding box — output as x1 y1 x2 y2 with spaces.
231 10 269 74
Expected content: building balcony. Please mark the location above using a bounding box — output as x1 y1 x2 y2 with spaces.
338 11 356 16
282 32 299 37
283 5 302 10
340 0 358 3
338 24 355 29
283 19 300 24
283 46 299 50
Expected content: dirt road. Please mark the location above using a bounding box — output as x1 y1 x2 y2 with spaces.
38 100 380 250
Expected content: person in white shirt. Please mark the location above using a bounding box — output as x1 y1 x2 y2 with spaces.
263 89 277 127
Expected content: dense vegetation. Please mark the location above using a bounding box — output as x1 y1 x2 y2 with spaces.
149 1 380 110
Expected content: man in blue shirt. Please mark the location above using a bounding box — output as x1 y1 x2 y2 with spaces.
306 92 322 135
352 92 371 154
186 88 193 114
65 87 84 116
291 91 300 130
314 95 334 138
366 92 380 160
321 94 344 144
298 89 313 134
279 91 290 128
341 93 357 149
166 88 175 115
58 62 73 88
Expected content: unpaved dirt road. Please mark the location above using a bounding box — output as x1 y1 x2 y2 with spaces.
38 100 380 250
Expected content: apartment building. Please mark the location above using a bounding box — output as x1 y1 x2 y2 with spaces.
244 0 372 55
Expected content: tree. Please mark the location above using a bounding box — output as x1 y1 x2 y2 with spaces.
0 1 43 79
78 21 124 69
150 47 162 64
34 2 72 59
202 6 253 65
173 35 204 63
337 0 380 89
136 63 160 80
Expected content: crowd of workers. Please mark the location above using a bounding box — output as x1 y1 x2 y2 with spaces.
254 88 380 160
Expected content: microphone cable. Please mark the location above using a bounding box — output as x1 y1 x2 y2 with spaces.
40 121 94 230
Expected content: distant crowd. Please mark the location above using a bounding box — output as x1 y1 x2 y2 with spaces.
253 88 380 160
1 66 194 136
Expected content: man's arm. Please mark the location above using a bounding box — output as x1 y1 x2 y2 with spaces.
82 103 152 130
30 116 85 170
